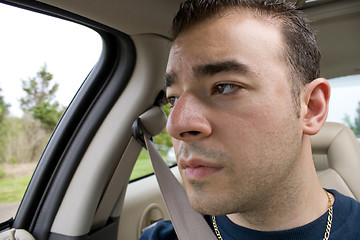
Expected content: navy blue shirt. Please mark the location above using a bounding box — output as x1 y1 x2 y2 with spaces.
139 190 360 239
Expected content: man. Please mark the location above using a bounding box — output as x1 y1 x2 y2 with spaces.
140 0 360 239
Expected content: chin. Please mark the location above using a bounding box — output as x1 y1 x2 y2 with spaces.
191 203 231 216
187 193 230 216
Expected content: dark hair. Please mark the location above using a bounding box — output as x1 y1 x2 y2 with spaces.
171 0 321 117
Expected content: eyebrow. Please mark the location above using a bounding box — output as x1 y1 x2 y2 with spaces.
164 72 177 89
194 60 249 78
164 60 249 88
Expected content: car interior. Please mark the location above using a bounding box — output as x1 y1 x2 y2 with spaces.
0 0 359 240
312 122 360 201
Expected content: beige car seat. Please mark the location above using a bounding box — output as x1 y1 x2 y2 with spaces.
312 122 360 201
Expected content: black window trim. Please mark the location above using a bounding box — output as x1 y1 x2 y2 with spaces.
0 1 136 239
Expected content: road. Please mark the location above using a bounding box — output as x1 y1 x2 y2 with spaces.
0 202 19 222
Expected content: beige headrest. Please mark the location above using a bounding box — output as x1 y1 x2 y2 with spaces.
311 122 360 200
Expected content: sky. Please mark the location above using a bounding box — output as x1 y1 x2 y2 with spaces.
0 2 359 125
0 3 102 117
327 75 360 123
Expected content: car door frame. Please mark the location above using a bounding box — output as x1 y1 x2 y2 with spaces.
0 0 136 239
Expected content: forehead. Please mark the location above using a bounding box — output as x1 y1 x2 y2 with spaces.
166 11 287 81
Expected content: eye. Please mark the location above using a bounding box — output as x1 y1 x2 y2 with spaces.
212 83 239 95
167 96 179 108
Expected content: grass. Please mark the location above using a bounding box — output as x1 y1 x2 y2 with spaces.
129 148 169 181
130 149 154 181
0 149 168 203
0 175 31 203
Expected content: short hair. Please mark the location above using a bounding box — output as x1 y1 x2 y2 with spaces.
171 0 321 117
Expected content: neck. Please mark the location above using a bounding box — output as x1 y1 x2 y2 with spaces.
227 136 332 231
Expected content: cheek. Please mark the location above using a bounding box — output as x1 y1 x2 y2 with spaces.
216 99 277 134
213 99 298 159
236 93 295 130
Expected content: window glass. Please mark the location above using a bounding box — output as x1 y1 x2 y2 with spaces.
0 3 102 222
327 74 360 139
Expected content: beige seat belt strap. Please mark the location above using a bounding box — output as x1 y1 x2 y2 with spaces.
92 107 217 239
144 135 218 240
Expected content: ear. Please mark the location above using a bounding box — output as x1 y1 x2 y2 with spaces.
302 78 331 135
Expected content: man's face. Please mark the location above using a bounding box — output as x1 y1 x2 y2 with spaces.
165 11 304 215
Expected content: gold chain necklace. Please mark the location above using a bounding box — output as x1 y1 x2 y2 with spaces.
212 190 333 240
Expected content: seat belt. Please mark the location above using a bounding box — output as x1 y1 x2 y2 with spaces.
92 106 217 240
143 134 218 240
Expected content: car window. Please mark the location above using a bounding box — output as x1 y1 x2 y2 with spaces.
0 3 102 222
327 74 360 139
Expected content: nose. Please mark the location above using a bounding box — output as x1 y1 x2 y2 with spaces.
166 92 212 141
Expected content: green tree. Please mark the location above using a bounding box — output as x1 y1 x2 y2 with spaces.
344 101 360 138
0 88 10 122
154 103 173 148
20 64 63 130
0 88 10 161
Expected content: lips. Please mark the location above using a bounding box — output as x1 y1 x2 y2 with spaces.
183 165 223 179
179 158 223 180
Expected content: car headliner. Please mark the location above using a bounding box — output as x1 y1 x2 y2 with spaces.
34 0 360 80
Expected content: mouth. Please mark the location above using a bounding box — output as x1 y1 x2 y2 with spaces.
183 165 223 180
179 159 223 180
